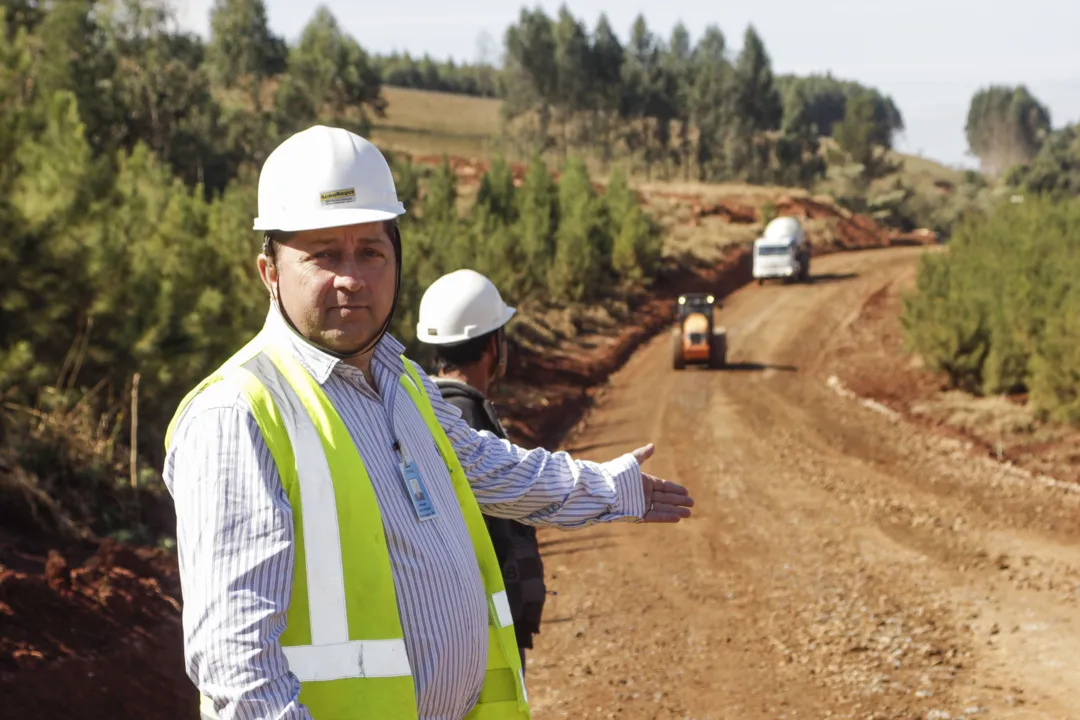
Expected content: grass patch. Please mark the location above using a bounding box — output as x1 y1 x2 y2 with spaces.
911 391 1040 437
372 87 504 159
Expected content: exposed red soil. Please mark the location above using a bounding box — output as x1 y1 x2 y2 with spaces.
408 152 610 194
0 536 194 718
646 190 760 225
407 153 532 187
774 195 892 249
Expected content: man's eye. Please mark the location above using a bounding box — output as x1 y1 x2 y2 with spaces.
362 248 384 258
313 251 333 260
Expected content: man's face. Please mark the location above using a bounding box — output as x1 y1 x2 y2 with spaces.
258 222 396 354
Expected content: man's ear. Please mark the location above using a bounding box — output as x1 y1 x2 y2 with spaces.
257 254 277 297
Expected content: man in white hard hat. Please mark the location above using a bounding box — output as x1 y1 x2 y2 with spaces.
416 269 546 676
162 125 693 720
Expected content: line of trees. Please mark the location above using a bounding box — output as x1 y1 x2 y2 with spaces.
498 8 904 185
350 9 910 180
160 0 908 191
373 52 501 98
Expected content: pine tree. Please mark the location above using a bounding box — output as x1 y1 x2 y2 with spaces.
965 85 1051 176
475 155 518 225
773 84 826 188
552 6 589 155
275 6 385 136
666 22 694 179
549 156 606 301
514 154 558 295
731 26 783 133
689 26 731 181
502 8 558 152
418 155 463 272
587 14 624 168
606 168 646 282
727 26 782 181
420 155 458 225
207 0 286 110
834 92 902 191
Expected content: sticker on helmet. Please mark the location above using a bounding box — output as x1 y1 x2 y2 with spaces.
320 188 356 206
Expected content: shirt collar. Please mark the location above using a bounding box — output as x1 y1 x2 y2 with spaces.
262 303 407 385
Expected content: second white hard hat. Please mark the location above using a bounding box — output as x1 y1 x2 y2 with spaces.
416 269 516 345
253 125 406 233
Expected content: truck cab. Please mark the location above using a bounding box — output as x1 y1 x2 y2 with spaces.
753 216 810 284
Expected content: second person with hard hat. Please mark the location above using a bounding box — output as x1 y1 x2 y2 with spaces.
417 269 547 675
163 125 694 720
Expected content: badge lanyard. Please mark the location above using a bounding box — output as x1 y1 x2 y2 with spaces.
385 379 438 521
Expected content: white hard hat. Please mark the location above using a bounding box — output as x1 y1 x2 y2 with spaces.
253 125 406 232
416 269 516 345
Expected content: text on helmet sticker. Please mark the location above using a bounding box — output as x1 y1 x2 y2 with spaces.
320 187 357 206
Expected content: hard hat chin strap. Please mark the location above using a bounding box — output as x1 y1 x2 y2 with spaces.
490 326 508 385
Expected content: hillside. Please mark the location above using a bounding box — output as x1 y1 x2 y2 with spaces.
372 86 965 202
370 87 936 289
371 86 504 159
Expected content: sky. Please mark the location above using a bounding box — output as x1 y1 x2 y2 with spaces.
174 0 1080 169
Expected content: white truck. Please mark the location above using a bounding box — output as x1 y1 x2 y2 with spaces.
752 216 811 284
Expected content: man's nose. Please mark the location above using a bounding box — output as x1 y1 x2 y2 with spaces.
334 257 365 292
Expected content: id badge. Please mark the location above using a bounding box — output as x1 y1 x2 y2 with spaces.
401 460 437 521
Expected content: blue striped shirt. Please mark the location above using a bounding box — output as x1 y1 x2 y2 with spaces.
162 306 645 720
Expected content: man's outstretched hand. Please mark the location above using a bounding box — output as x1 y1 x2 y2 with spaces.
631 444 694 523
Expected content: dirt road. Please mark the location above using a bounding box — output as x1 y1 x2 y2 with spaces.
526 247 1080 720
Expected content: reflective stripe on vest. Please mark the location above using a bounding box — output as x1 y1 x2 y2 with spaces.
168 334 529 720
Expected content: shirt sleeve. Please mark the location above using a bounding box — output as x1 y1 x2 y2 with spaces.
163 396 311 720
415 366 647 527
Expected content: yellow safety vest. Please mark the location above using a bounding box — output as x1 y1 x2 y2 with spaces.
166 332 530 720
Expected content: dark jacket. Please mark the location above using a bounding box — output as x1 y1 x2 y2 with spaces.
434 378 546 650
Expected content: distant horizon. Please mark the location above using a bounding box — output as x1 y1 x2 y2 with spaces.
174 0 1080 170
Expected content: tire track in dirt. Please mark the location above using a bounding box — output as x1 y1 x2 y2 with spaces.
527 247 1080 720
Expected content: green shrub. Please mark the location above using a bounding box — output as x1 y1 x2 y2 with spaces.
902 195 1080 422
